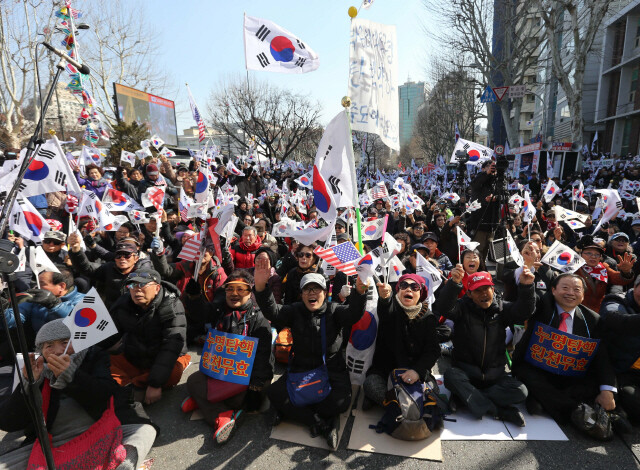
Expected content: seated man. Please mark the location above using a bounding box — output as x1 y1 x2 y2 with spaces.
600 276 640 424
104 268 191 405
2 267 85 344
433 264 536 426
512 273 620 440
0 319 156 469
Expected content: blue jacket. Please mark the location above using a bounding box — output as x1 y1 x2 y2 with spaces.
600 291 640 374
3 287 85 333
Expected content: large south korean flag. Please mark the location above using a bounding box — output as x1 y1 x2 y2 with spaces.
244 14 319 73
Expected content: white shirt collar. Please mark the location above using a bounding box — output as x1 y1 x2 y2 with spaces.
556 304 577 319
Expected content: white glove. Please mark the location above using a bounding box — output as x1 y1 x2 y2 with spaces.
340 284 352 299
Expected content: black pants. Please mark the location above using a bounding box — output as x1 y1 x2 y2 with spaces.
513 362 600 423
444 367 527 419
187 372 247 428
267 370 352 428
617 370 640 422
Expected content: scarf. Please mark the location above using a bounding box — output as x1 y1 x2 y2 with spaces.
583 263 608 283
395 293 423 320
41 349 90 390
217 300 253 334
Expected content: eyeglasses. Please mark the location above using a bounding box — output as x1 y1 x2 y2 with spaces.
398 281 421 292
225 286 251 294
302 285 323 294
127 281 155 290
582 251 601 258
44 239 63 246
414 226 425 231
244 218 253 223
296 252 313 259
116 252 135 259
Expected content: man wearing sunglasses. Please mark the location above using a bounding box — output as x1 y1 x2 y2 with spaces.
105 268 190 405
68 235 153 308
41 230 68 264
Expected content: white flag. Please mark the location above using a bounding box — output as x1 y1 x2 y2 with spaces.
81 145 103 167
128 210 151 225
9 198 52 243
120 149 136 166
102 188 143 212
450 138 493 166
313 111 358 211
284 220 336 246
150 135 165 150
294 172 313 189
457 227 480 252
506 231 524 267
554 206 589 223
522 191 536 224
29 246 60 277
592 189 622 233
63 288 118 354
387 256 406 283
543 179 561 202
244 14 320 73
360 216 388 241
541 240 585 274
415 252 442 306
572 180 588 206
226 160 245 177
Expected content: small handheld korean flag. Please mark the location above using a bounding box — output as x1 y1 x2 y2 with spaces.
63 287 118 354
244 14 320 73
415 252 442 305
150 135 165 150
543 179 561 202
457 227 480 253
541 240 586 274
120 149 136 166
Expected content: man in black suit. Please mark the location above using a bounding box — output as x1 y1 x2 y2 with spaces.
512 273 619 440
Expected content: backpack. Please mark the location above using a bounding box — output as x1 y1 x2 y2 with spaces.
372 369 447 441
274 327 293 364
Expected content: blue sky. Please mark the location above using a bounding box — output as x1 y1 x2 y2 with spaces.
144 0 438 131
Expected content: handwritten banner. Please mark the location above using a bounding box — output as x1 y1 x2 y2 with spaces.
524 322 600 377
199 329 258 385
348 18 399 151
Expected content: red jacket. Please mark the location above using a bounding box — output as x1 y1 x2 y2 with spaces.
176 259 227 302
229 237 262 269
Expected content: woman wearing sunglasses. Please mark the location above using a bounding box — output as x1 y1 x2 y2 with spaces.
281 243 321 305
254 261 368 450
362 275 441 409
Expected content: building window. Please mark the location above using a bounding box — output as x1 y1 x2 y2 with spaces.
631 68 638 103
636 18 640 48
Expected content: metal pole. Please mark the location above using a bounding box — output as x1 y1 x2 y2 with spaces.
54 84 65 140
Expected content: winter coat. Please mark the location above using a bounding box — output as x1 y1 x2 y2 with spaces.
105 281 188 388
600 290 640 374
75 174 109 199
0 347 153 442
433 279 535 384
368 296 440 382
254 285 367 374
576 264 633 313
282 265 324 305
229 237 262 269
2 287 85 332
68 249 152 308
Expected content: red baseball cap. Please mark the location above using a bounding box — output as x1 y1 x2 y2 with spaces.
467 272 494 291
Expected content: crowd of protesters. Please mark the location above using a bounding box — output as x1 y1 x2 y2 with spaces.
2 148 640 468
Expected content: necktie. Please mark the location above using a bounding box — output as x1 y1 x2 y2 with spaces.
558 312 571 333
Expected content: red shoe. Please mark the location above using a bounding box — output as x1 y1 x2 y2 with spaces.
181 396 199 413
214 410 242 444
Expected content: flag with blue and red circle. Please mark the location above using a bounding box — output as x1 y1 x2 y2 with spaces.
63 287 118 354
8 198 52 243
312 165 336 221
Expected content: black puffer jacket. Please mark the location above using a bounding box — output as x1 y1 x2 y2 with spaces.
432 280 535 384
68 249 152 308
368 296 440 382
0 347 153 442
105 281 187 388
254 285 366 374
600 290 640 374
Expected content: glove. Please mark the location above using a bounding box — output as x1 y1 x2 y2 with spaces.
339 284 352 299
185 278 201 296
83 234 96 249
244 389 263 412
25 289 60 309
150 237 164 255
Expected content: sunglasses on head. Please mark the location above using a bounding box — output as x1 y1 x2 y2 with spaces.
398 281 421 292
116 252 135 259
44 239 63 245
296 252 313 259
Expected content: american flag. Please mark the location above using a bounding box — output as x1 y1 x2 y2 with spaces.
187 84 206 143
371 181 388 200
65 193 79 214
178 233 202 261
313 242 361 276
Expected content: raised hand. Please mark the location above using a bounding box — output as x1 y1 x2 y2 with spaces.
617 252 634 274
450 264 465 284
519 266 535 285
376 282 392 299
253 256 271 291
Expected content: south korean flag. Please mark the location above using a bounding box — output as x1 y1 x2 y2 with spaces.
244 14 320 74
62 288 118 354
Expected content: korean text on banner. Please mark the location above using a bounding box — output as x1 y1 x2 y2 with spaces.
348 18 399 151
524 322 600 377
199 329 258 385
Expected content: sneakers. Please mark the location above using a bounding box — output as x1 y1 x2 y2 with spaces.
180 396 199 413
497 406 526 427
325 417 340 450
214 410 243 444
